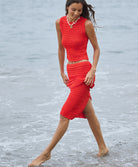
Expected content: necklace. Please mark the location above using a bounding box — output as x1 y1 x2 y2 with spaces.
66 15 80 28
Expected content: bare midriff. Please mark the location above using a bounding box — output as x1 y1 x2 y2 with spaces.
68 59 88 64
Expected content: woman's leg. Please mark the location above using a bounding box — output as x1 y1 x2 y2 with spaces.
83 99 109 156
28 115 70 167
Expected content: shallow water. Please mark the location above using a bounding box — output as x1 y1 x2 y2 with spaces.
0 0 138 166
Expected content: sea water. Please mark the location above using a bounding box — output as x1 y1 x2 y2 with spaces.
0 0 138 166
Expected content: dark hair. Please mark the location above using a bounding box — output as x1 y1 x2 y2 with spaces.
65 0 96 24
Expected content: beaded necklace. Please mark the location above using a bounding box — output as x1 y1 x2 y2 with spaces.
66 15 80 28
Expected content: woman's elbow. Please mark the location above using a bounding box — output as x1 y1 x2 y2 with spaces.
98 47 100 55
94 46 100 55
58 45 65 51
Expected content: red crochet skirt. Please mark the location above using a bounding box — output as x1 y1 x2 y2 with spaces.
60 61 95 120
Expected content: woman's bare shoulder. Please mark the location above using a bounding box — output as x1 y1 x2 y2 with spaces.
55 18 60 26
55 18 60 24
85 20 94 29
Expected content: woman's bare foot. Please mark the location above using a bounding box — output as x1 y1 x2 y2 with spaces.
28 152 51 167
97 147 109 157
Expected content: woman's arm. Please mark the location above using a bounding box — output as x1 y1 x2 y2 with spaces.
55 19 65 75
85 20 100 71
55 19 69 85
84 20 100 86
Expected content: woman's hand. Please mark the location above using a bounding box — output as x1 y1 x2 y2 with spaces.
84 68 96 87
61 73 69 85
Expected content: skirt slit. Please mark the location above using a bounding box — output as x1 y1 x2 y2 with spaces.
60 61 95 120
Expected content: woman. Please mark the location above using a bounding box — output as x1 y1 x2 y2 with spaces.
28 0 109 166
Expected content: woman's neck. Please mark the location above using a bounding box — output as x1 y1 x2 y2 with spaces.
67 15 80 22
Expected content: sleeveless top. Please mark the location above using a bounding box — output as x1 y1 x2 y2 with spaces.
59 16 89 62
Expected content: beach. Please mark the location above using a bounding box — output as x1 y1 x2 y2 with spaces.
0 0 138 166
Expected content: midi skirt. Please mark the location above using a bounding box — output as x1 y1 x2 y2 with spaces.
60 61 95 120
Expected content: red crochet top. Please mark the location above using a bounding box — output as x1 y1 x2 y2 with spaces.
59 16 89 62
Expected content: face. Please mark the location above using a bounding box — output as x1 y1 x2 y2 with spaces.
67 3 83 21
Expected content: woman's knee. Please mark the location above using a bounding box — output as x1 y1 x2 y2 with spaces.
83 102 95 117
83 109 92 118
60 115 69 123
